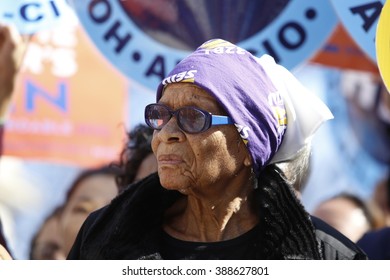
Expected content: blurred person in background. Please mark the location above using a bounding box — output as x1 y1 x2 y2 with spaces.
278 146 368 258
29 206 66 260
357 225 390 259
356 172 390 259
0 23 28 260
370 173 390 227
0 23 26 136
114 124 157 193
59 166 121 256
312 193 377 243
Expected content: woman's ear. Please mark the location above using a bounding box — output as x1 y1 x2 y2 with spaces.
243 154 252 167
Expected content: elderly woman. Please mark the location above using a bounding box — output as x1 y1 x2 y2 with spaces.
67 39 366 260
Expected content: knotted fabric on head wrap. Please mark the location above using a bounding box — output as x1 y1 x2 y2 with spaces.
256 55 334 163
156 39 333 175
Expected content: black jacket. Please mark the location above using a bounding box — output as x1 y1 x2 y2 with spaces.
357 227 390 259
311 215 367 259
67 172 367 260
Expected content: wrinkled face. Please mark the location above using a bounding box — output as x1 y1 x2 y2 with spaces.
151 84 251 198
59 175 118 256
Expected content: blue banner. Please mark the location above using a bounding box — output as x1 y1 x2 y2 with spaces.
330 0 386 62
70 0 337 90
0 0 76 34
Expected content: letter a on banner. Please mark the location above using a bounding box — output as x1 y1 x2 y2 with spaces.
330 0 386 63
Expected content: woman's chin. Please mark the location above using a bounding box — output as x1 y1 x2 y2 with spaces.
159 172 188 192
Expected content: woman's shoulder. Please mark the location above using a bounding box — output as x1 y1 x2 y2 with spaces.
310 215 368 260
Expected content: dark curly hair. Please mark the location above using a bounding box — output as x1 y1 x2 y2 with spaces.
113 124 154 192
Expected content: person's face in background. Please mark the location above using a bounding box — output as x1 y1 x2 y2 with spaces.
313 197 371 242
59 174 118 256
134 153 158 182
372 177 390 226
31 215 66 260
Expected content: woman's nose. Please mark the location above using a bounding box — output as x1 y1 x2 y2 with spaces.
156 116 185 143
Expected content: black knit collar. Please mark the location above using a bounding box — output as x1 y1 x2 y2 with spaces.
81 172 322 259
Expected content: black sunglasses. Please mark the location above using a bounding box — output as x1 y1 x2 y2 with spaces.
144 103 233 134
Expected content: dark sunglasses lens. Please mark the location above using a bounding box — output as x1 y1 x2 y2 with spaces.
145 105 171 130
178 107 208 133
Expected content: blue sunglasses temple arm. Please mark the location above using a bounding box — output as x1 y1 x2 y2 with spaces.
211 115 234 126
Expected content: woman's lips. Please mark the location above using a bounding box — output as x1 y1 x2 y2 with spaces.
158 154 183 165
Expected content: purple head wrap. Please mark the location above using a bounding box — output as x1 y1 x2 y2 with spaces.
156 39 287 175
